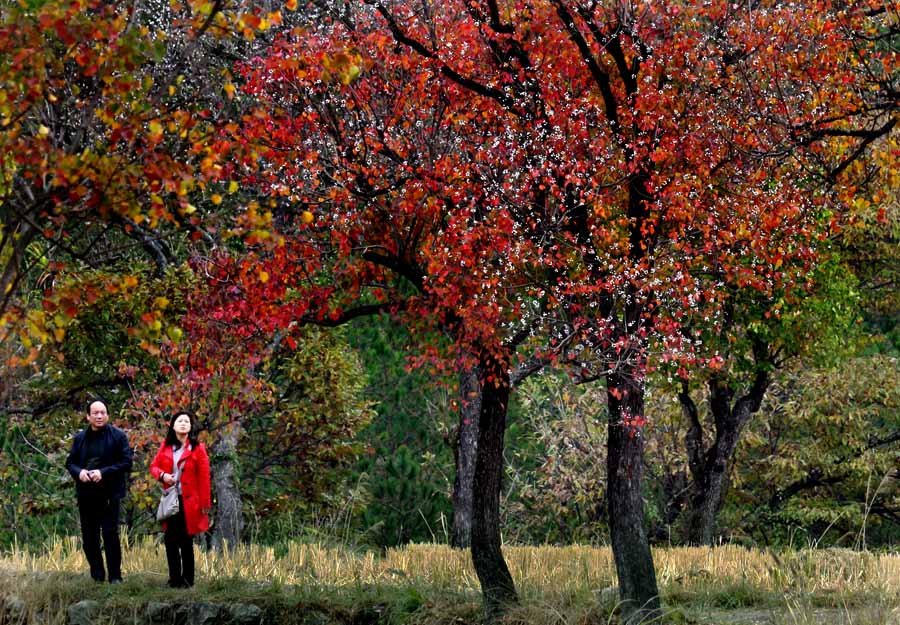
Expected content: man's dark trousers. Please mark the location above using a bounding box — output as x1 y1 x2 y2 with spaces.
66 423 132 582
77 492 122 582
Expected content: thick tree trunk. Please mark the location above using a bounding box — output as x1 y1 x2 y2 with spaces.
470 355 517 622
683 370 769 545
211 426 243 551
452 364 481 549
606 368 661 625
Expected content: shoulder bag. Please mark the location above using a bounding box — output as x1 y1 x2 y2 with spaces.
156 484 180 521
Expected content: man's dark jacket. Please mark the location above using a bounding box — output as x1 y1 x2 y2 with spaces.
65 425 133 499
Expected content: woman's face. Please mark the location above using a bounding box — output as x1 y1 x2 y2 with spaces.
173 414 192 435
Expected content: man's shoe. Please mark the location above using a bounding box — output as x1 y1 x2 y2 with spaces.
109 578 123 585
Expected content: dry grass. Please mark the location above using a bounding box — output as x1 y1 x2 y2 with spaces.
1 538 898 624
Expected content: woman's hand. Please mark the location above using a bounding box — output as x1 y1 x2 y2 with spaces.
161 473 176 486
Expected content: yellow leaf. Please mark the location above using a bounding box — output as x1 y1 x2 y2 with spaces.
211 193 222 205
301 211 314 224
224 83 236 99
183 204 197 214
259 270 269 283
149 120 163 136
228 180 239 193
38 125 50 136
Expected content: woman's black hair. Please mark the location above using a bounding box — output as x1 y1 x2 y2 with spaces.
164 411 201 449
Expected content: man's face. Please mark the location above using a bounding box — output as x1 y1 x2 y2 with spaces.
87 402 109 430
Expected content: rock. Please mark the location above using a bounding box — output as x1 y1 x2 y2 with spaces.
3 596 26 624
191 602 222 625
144 601 173 624
173 603 192 625
226 603 263 625
67 600 100 625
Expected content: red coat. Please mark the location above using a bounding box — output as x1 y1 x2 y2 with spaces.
149 441 211 536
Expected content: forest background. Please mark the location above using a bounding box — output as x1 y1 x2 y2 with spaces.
0 0 898 622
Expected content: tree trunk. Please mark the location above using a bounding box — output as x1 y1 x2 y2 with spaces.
452 364 481 549
470 354 517 622
211 426 243 551
606 368 661 625
683 369 769 545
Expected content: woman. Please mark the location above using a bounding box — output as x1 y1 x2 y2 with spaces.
149 412 211 588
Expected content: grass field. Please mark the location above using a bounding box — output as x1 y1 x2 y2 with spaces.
1 538 898 624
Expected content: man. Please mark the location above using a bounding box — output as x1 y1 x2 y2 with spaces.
65 399 133 583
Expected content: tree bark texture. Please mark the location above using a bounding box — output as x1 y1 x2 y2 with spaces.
470 354 517 622
682 370 769 545
606 368 661 625
452 364 481 549
211 426 244 551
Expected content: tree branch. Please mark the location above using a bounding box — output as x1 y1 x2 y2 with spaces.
366 1 517 110
301 302 394 327
361 250 425 291
549 0 621 134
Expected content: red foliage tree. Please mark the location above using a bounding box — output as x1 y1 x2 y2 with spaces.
185 0 897 621
216 27 554 616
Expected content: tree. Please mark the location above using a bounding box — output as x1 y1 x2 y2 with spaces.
0 0 289 351
736 355 900 547
216 1 899 622
224 14 558 619
671 254 864 545
346 316 456 549
0 0 339 549
240 326 375 523
121 252 376 548
669 81 900 547
0 262 195 544
503 370 609 545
